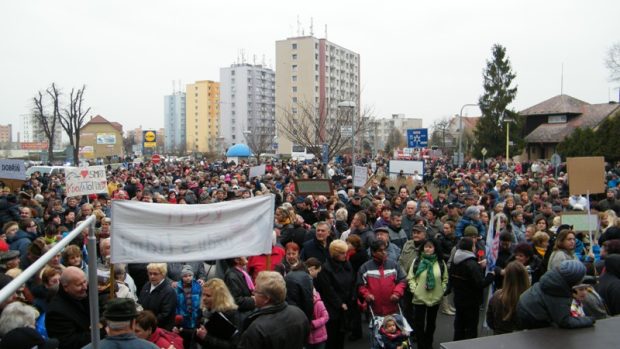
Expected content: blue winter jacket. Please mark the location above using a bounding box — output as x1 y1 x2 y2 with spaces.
176 279 202 329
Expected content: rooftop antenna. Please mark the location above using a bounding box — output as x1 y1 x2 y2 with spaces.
297 15 301 36
253 54 256 65
241 49 246 64
561 63 564 95
310 17 314 36
325 24 328 39
262 54 266 67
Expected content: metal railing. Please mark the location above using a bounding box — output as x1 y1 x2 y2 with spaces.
0 215 101 348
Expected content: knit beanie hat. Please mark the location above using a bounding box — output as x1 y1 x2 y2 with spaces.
181 264 194 277
557 260 586 286
463 225 478 238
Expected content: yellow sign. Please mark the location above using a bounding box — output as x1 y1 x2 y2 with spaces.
144 142 157 148
144 131 156 142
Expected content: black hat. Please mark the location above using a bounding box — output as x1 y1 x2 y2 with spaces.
374 226 390 235
0 250 20 264
0 327 58 349
103 298 138 321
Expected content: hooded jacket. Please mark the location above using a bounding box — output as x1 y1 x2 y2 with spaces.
449 249 494 308
358 258 407 316
517 268 595 329
595 254 620 316
8 229 36 257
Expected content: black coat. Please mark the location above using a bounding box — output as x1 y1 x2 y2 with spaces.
195 309 242 349
223 267 255 312
315 257 355 322
138 279 178 331
284 270 314 321
300 236 331 263
449 250 494 308
517 268 594 329
46 287 97 349
238 302 309 349
595 255 620 316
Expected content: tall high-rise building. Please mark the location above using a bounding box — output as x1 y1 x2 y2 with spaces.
185 80 220 153
164 91 186 153
275 35 360 155
0 124 12 144
220 63 276 151
22 114 63 149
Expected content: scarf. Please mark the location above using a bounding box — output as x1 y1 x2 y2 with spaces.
415 254 437 290
236 266 255 291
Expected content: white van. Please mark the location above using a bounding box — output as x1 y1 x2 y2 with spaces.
24 166 76 177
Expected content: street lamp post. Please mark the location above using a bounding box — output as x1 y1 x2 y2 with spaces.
458 103 478 167
504 115 514 162
338 101 356 164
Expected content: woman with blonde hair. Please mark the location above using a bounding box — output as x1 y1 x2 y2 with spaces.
193 278 241 348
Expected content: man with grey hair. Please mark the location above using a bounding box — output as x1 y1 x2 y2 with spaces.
238 271 309 349
46 266 99 349
82 298 157 349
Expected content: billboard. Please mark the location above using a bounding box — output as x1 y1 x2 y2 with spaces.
96 133 116 145
143 130 157 148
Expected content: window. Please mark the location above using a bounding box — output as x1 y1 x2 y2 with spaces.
292 54 297 60
292 107 298 114
292 97 298 103
292 43 297 50
292 86 297 92
292 76 297 82
292 64 297 72
548 115 567 124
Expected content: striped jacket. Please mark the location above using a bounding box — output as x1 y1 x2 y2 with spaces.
357 258 406 316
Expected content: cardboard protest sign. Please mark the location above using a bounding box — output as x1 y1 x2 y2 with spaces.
566 157 605 196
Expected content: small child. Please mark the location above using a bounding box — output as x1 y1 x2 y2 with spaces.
570 284 588 318
307 288 329 349
379 316 408 349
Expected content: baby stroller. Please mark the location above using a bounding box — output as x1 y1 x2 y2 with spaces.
368 304 413 349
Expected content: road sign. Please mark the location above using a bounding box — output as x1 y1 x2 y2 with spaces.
151 154 161 164
407 128 428 148
481 147 488 156
341 126 353 137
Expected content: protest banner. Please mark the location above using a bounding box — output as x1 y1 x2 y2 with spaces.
65 166 108 197
110 194 275 263
0 159 26 180
353 165 368 188
249 164 266 178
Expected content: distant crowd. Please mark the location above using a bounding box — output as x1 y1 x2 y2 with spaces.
0 154 619 349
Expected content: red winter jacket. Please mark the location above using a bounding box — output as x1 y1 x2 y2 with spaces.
148 327 184 349
358 258 407 316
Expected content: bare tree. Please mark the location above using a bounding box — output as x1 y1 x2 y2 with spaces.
277 101 374 161
384 127 404 155
606 42 620 82
58 85 91 166
31 83 62 163
430 117 452 152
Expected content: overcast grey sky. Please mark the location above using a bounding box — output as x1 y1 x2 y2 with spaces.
1 0 618 138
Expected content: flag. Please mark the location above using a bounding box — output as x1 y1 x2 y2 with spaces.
485 212 500 274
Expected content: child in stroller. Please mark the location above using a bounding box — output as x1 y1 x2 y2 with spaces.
375 314 410 349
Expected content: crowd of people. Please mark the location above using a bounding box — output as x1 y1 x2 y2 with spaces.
0 154 619 349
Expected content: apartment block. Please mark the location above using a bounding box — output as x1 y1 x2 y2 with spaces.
185 80 220 153
164 91 186 153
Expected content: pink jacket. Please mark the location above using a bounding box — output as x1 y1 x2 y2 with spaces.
308 290 329 344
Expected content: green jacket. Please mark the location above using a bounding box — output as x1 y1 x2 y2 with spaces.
407 258 448 306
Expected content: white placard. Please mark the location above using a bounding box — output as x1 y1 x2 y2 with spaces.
110 195 275 263
353 165 368 188
0 160 26 180
249 164 266 178
65 166 108 197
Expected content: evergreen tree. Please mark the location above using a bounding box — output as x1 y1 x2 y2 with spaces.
557 128 601 158
474 44 522 159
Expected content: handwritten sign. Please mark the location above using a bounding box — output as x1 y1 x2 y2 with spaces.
110 195 275 263
0 160 26 180
65 166 108 197
249 164 266 179
353 165 368 188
